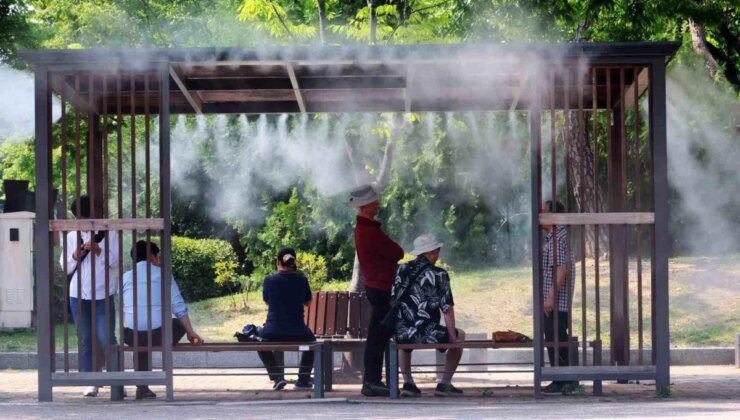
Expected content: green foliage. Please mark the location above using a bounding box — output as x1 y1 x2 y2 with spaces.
214 260 239 286
297 251 328 290
171 235 238 301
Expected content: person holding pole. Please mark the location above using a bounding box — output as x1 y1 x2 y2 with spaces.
60 195 119 397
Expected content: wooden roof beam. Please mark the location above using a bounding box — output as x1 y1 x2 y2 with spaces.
170 64 203 114
286 62 306 114
51 75 96 114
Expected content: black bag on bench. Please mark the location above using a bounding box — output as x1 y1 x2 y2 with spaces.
235 324 262 342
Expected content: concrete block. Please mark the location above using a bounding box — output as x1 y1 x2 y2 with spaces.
670 348 733 366
173 351 208 369
0 352 30 370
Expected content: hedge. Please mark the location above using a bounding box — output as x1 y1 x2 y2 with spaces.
171 236 238 302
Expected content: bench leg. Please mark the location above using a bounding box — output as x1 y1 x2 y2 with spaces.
313 344 324 399
389 342 399 399
108 346 124 401
323 341 333 392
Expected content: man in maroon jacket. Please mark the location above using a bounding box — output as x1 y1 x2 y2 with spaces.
349 184 404 397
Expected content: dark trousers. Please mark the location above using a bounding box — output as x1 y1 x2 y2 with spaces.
363 286 393 385
257 349 314 384
544 311 570 378
123 318 187 374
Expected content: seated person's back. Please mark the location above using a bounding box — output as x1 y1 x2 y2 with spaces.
261 266 314 341
258 248 315 391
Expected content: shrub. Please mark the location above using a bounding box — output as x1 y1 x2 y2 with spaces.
297 251 328 290
171 236 238 301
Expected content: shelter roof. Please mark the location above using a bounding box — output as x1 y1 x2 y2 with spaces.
21 42 680 114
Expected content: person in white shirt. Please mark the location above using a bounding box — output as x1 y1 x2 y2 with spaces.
60 196 119 397
122 240 201 400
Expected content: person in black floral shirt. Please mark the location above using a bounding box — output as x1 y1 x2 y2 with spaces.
391 234 466 397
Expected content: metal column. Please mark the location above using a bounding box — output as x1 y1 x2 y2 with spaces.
159 62 175 401
529 94 543 398
34 66 53 402
649 59 671 395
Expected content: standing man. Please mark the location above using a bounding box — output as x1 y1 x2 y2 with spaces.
60 195 119 397
540 200 576 394
349 184 404 397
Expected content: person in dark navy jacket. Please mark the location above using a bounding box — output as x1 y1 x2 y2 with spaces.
257 247 316 391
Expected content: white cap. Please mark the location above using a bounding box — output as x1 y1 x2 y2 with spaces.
410 233 444 256
346 184 379 208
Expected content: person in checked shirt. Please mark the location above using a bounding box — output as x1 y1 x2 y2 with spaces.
540 200 576 394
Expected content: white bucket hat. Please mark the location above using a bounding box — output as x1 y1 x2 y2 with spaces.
346 184 379 208
410 233 444 256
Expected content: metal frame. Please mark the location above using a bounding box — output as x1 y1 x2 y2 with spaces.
25 42 677 402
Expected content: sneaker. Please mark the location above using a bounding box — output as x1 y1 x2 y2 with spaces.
400 382 421 398
293 381 313 391
135 386 157 400
434 383 463 397
82 386 98 397
361 382 390 397
542 382 563 394
272 379 287 391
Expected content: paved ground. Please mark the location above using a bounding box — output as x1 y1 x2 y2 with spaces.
0 365 737 418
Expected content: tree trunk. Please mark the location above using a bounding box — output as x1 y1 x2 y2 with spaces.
688 19 718 79
316 0 328 45
565 21 606 257
367 0 376 44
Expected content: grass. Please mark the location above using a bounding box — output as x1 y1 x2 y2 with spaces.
2 254 737 351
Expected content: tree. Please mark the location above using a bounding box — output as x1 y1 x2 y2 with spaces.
0 0 38 68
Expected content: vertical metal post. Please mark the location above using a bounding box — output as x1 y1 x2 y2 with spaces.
159 63 174 401
388 341 399 399
34 66 53 402
313 344 325 399
529 85 543 398
649 59 670 395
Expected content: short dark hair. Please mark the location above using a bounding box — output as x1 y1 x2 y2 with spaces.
277 247 297 271
544 200 565 213
131 240 160 263
70 196 91 219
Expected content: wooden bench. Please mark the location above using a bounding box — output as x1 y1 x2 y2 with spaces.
388 338 602 398
172 341 326 399
304 291 372 390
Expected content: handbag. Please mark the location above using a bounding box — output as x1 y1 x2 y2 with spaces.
235 324 262 342
492 330 532 343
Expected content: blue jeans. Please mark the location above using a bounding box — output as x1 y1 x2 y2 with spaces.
70 296 117 372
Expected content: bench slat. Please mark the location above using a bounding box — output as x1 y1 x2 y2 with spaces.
347 292 362 338
307 291 319 334
335 293 349 336
359 292 372 338
325 292 338 336
316 292 328 335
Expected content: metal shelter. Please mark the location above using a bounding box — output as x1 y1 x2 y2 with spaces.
22 41 678 401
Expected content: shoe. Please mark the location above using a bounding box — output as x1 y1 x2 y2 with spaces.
293 381 313 391
434 383 463 397
542 382 563 394
135 386 157 400
361 382 390 397
273 379 287 391
82 386 98 397
400 382 421 398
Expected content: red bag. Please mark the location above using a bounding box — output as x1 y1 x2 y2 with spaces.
492 330 532 343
